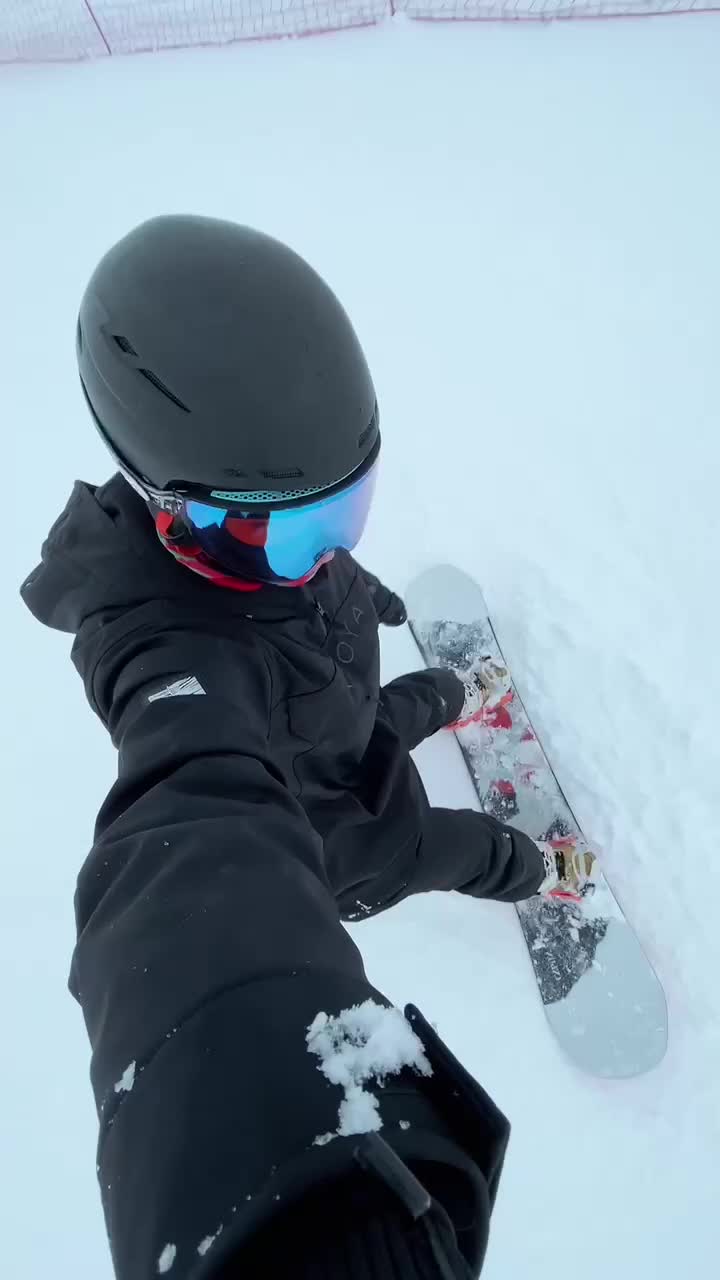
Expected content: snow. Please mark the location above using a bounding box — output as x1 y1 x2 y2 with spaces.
3 12 720 1280
197 1225 222 1256
113 1061 136 1094
156 1243 176 1274
313 1131 336 1145
307 1000 432 1137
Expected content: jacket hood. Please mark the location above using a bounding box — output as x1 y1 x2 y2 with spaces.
20 473 200 635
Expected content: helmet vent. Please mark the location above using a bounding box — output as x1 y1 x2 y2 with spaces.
261 468 303 480
138 368 190 413
211 483 327 504
113 334 138 356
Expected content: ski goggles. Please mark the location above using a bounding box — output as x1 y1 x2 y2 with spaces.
181 459 378 585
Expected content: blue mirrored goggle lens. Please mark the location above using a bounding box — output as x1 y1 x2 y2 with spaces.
184 462 377 583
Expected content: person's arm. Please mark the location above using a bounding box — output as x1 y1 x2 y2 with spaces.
72 626 399 1279
378 667 466 752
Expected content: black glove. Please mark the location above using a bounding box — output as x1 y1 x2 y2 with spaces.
378 592 408 628
357 563 407 628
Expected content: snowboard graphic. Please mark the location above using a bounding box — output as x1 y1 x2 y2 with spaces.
406 565 667 1078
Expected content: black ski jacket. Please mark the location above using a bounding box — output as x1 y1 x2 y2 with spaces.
20 475 509 1280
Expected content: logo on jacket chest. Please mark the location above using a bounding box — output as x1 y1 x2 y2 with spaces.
335 605 364 666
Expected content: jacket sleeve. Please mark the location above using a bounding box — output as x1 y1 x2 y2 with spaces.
70 622 399 1279
356 562 408 627
378 667 465 752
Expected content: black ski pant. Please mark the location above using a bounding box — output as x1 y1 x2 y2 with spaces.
330 669 545 921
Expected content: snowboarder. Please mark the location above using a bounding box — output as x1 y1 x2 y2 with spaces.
21 216 584 1279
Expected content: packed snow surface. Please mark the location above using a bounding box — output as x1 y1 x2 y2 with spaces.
3 14 719 1279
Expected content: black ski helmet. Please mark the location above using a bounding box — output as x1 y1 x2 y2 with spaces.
76 215 379 503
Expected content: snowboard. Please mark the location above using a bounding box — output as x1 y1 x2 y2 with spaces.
406 565 667 1078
